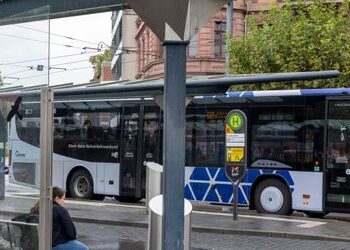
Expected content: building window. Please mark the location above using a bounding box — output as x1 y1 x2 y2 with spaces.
115 21 122 48
188 35 197 58
214 21 226 58
116 56 122 80
141 37 145 69
157 38 163 59
112 56 122 80
145 31 149 65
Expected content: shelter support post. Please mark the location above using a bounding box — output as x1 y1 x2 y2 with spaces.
162 41 188 250
39 87 53 250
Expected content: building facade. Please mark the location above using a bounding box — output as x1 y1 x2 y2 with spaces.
111 0 339 81
111 9 139 81
134 1 246 80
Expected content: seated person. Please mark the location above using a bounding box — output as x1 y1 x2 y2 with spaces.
52 187 88 250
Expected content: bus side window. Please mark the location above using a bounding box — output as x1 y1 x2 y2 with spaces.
27 121 39 146
251 106 302 169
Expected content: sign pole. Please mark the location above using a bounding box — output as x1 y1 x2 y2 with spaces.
233 182 238 220
224 109 247 220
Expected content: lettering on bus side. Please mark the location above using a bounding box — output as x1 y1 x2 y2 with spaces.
15 151 25 157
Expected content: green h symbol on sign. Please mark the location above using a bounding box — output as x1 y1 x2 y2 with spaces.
229 113 242 130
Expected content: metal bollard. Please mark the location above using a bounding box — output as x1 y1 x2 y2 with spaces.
144 162 163 212
148 195 192 250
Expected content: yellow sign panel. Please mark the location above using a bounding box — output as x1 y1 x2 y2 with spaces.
226 147 244 162
226 124 234 134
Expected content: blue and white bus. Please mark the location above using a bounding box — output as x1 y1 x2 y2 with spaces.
7 86 350 216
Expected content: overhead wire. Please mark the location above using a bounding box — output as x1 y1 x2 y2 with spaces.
5 50 135 81
1 34 224 82
0 51 100 73
0 51 98 67
14 24 100 46
0 33 84 50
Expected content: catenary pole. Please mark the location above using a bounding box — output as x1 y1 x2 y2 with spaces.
226 0 233 75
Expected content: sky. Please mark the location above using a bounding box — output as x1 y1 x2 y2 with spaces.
0 12 112 87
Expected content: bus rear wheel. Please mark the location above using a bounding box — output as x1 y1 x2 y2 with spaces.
254 179 292 215
69 169 93 199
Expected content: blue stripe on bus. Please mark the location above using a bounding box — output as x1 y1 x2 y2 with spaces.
224 88 350 98
184 185 194 200
185 167 295 205
215 168 228 182
300 88 350 96
191 168 210 181
191 182 210 201
199 88 350 99
216 184 232 203
208 168 218 178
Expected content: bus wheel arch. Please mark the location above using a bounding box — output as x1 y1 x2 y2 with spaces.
250 175 293 215
66 167 94 199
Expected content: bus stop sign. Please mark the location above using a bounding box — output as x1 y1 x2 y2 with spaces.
225 109 247 183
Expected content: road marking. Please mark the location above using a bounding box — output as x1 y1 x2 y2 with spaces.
193 211 327 228
5 193 38 199
65 200 145 209
5 193 145 209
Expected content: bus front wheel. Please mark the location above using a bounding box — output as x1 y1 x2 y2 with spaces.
69 169 93 199
254 179 292 215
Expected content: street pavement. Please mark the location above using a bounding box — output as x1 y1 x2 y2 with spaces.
75 222 350 250
2 181 350 249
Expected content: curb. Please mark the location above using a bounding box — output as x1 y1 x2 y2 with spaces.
1 210 350 243
191 225 350 243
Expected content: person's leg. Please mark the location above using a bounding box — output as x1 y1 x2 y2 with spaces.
53 240 88 250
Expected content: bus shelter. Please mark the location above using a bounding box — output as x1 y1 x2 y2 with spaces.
0 1 342 250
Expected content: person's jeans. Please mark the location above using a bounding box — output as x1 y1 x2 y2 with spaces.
53 240 89 250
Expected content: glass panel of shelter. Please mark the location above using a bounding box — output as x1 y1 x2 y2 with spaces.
0 5 50 249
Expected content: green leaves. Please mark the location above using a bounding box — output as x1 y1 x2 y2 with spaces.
89 49 112 82
228 0 350 90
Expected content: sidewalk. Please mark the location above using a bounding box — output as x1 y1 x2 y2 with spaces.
0 196 350 243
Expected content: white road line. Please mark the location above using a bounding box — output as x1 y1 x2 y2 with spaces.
5 193 38 200
5 193 145 209
66 200 145 209
193 210 327 228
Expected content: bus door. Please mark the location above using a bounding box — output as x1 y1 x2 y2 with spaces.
325 98 350 211
141 106 161 197
119 106 141 199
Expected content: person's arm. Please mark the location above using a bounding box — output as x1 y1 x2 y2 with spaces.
59 207 77 239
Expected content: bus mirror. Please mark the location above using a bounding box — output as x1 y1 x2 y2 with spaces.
7 96 23 122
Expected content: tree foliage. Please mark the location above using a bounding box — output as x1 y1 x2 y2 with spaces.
89 49 112 81
0 72 3 86
227 0 350 90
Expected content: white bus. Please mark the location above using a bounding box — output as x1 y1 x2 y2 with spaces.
6 85 350 216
